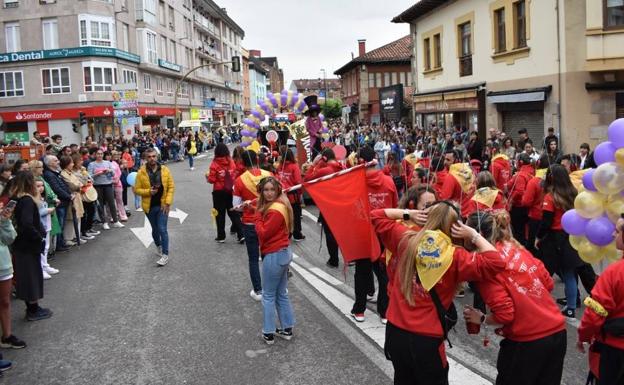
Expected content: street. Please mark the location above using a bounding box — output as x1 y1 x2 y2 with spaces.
5 154 590 385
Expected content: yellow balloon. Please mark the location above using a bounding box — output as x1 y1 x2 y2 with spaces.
606 194 624 223
599 242 622 262
616 148 624 166
593 162 624 195
578 239 604 263
273 93 282 109
574 190 606 219
569 235 585 250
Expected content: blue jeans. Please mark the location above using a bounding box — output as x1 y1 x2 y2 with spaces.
242 224 261 293
262 247 295 334
147 206 169 255
562 268 578 310
188 154 194 168
55 205 67 248
134 194 141 210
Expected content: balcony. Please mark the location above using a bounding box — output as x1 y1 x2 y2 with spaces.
459 55 473 77
196 44 221 62
193 15 219 38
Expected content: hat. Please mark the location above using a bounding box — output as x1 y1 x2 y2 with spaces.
303 95 321 116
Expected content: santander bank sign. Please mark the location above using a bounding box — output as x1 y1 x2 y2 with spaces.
15 112 53 121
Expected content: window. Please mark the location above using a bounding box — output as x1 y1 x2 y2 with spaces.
514 1 527 48
399 72 406 85
605 0 624 27
184 16 192 38
5 22 20 52
156 77 163 96
178 82 188 98
42 68 70 94
145 31 157 64
160 35 167 60
391 72 397 85
368 73 375 88
158 0 166 26
407 71 413 86
170 40 176 63
4 0 19 8
42 19 58 50
375 73 382 88
423 37 431 71
168 6 175 31
458 22 472 76
143 73 151 94
142 0 157 25
122 23 129 52
122 69 137 84
166 78 174 96
83 64 116 92
0 71 24 98
185 47 192 68
433 34 442 68
79 15 115 47
381 73 389 87
495 8 506 53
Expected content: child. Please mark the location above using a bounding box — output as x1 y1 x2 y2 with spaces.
36 180 58 280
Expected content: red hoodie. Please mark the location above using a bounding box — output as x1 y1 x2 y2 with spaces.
490 154 512 191
521 176 544 220
506 165 535 207
207 156 236 192
255 202 290 255
234 159 246 179
277 161 302 203
464 188 506 217
433 170 448 197
233 168 272 224
367 169 398 210
579 259 624 350
439 168 476 217
304 160 344 181
478 241 565 342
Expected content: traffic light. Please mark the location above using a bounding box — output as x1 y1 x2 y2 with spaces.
231 56 241 72
351 103 359 114
79 111 87 126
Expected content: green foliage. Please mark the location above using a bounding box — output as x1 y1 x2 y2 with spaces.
321 98 343 119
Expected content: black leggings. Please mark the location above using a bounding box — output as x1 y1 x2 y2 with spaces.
95 184 119 223
291 197 303 238
352 259 389 318
320 215 339 266
212 190 242 240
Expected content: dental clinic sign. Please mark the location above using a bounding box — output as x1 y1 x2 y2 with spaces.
0 47 141 64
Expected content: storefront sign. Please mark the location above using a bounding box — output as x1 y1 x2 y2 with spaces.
190 108 212 120
415 97 479 113
112 90 139 109
4 132 29 144
0 46 140 64
139 107 176 116
0 106 113 122
158 59 182 72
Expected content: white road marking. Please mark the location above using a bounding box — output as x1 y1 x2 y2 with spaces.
308 267 344 286
290 261 492 385
302 209 319 222
131 208 188 248
566 317 580 328
168 208 188 224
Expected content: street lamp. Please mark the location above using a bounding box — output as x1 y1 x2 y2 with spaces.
320 69 327 105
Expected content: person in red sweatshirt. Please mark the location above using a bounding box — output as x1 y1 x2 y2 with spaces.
250 176 295 345
276 148 305 241
506 153 535 246
522 155 548 258
577 217 624 385
233 150 272 302
439 151 476 217
372 202 505 385
207 143 243 243
431 156 447 197
489 141 512 192
464 171 506 217
304 148 345 267
231 146 247 179
464 210 566 385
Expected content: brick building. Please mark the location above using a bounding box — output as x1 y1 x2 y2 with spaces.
288 78 342 99
334 36 413 125
248 50 284 93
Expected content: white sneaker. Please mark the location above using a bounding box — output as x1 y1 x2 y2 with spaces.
156 254 169 266
136 208 143 212
81 234 95 240
102 223 110 230
86 230 100 236
381 317 387 325
43 271 52 280
74 238 87 244
65 240 77 246
190 167 195 171
249 290 262 301
112 221 125 228
45 267 59 275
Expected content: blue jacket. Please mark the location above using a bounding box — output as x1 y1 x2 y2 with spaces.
43 166 72 205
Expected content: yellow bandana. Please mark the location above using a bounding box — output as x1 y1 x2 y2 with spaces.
404 154 419 167
415 230 456 291
491 153 509 162
268 202 291 234
584 297 609 318
535 168 547 178
241 169 272 197
472 187 499 208
449 163 475 194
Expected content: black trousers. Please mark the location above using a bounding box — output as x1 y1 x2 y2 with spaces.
385 322 449 385
526 218 541 259
352 259 389 317
81 201 96 235
320 215 339 266
95 184 119 223
510 207 529 246
122 185 128 206
212 190 242 240
291 199 303 239
598 343 624 385
496 330 566 385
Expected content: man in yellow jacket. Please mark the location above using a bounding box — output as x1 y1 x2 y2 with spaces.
135 148 175 266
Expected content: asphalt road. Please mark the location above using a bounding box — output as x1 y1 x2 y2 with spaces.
4 150 593 385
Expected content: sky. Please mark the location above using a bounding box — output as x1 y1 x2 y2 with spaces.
216 0 414 87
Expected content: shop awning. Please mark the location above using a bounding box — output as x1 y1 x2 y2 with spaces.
487 86 552 104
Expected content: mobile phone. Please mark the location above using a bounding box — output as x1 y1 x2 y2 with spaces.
2 200 17 215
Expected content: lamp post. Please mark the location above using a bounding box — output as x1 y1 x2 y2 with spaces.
320 68 327 105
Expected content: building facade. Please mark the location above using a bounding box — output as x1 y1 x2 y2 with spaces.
334 37 413 125
393 0 624 152
248 57 268 109
248 50 284 93
288 78 342 99
241 47 251 113
0 0 244 144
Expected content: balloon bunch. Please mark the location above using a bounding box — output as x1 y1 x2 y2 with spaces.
562 118 624 263
240 89 308 149
319 113 330 142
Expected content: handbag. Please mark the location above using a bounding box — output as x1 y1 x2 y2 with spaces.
81 183 98 203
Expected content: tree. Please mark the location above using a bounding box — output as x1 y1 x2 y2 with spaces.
321 98 343 119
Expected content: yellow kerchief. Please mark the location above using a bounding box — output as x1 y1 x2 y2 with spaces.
415 230 456 291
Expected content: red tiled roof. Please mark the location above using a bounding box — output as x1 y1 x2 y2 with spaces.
334 35 412 75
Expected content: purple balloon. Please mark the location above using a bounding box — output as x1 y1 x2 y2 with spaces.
607 118 624 148
290 94 299 108
319 113 325 122
582 169 597 192
243 118 254 127
586 216 615 246
562 209 590 236
251 110 262 120
240 129 251 137
241 141 251 147
280 93 288 107
296 102 306 113
594 141 617 165
267 93 278 109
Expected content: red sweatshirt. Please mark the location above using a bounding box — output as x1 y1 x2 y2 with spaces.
542 193 563 230
433 170 448 197
277 161 302 203
372 209 506 341
521 176 544 220
366 169 399 210
506 165 535 207
254 202 290 255
439 169 475 217
579 259 624 350
491 154 512 192
478 241 565 342
234 160 246 179
304 160 344 181
233 168 272 224
464 189 506 217
207 156 236 192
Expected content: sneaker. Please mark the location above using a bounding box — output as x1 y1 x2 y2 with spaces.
351 312 365 323
293 235 306 242
155 245 162 257
562 308 576 318
86 230 101 236
237 237 245 244
0 359 11 372
262 333 274 345
73 238 86 244
456 290 466 298
42 271 52 280
275 328 293 341
136 207 143 212
44 266 59 275
215 238 226 244
326 261 339 268
367 293 377 303
81 234 95 240
26 307 53 322
156 254 169 266
0 335 26 349
112 221 125 228
65 240 77 247
102 223 110 230
190 167 195 171
249 290 262 301
557 297 582 308
381 317 388 325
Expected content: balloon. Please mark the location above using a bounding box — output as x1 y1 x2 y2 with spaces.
290 93 299 108
126 172 137 187
240 129 251 137
594 141 617 165
593 162 624 195
616 148 624 167
575 190 606 218
267 93 278 109
586 216 615 246
280 90 288 107
579 246 604 264
599 242 622 262
562 209 590 235
319 113 325 122
241 141 251 148
582 169 597 192
607 118 624 147
569 235 585 250
251 109 264 122
606 194 624 223
258 100 272 115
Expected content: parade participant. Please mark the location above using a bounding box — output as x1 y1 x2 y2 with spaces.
248 177 296 345
303 95 324 159
431 156 447 197
506 153 535 246
401 145 418 188
232 146 247 179
535 164 582 318
464 171 506 217
439 151 476 217
489 142 512 192
372 202 505 385
233 150 272 300
207 143 243 243
277 148 305 241
577 216 624 385
522 155 548 258
464 210 566 385
134 148 175 266
304 148 344 267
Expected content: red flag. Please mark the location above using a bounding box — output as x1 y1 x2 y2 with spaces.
304 167 380 263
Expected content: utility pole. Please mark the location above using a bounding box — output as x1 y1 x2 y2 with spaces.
320 68 327 105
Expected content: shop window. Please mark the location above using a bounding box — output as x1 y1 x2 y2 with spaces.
494 8 506 53
605 0 624 28
423 37 431 71
0 71 24 98
42 67 70 94
617 92 624 118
